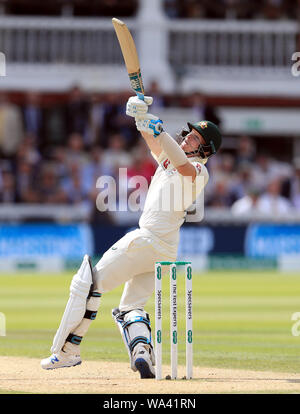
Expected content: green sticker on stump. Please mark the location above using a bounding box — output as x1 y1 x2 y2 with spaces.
187 266 192 280
157 267 161 280
172 267 176 280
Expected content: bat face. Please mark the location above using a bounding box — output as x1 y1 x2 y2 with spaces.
112 18 145 100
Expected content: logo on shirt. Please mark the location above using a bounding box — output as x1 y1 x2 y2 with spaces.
162 158 171 170
162 158 177 175
195 163 202 174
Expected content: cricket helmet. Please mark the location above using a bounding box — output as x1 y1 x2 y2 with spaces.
183 120 222 159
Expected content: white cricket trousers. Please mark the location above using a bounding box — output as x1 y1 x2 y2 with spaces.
93 228 176 312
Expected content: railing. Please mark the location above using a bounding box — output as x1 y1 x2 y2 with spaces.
1 204 300 224
0 204 90 222
168 20 298 72
0 17 135 64
0 17 296 70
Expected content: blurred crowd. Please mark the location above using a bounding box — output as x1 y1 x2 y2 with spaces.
0 85 160 223
164 0 300 20
206 136 298 217
0 86 299 222
0 0 138 17
1 0 300 20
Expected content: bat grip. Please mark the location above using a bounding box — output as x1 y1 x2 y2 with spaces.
136 92 144 101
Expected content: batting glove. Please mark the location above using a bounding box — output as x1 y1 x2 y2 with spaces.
126 96 153 118
135 113 163 138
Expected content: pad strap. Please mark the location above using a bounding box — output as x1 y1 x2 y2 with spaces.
91 292 102 297
129 336 152 353
66 334 82 345
84 310 98 320
121 316 151 331
88 286 102 299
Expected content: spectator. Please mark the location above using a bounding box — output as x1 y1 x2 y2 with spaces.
189 92 221 127
251 152 279 190
101 92 121 143
256 177 292 216
262 0 286 20
147 81 165 113
44 103 67 146
128 140 157 185
82 146 113 196
65 133 89 167
87 93 105 147
86 147 116 225
126 153 156 211
95 0 137 17
0 94 23 157
163 0 292 19
16 134 41 166
236 136 256 166
113 91 138 147
297 0 300 21
205 153 238 203
22 92 44 144
224 0 258 19
232 161 256 199
164 0 181 18
202 0 227 18
231 186 261 216
62 163 87 205
49 145 69 182
16 160 38 203
37 164 68 204
206 179 235 207
65 86 90 140
286 158 300 209
0 160 11 188
0 170 17 202
101 133 133 177
0 162 18 202
184 0 206 18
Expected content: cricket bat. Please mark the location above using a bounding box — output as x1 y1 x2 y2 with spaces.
112 17 145 101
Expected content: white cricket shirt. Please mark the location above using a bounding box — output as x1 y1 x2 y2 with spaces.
139 151 209 250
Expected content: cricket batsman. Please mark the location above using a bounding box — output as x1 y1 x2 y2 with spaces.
41 95 222 378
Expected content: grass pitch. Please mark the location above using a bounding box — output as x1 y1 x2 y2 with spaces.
1 270 300 373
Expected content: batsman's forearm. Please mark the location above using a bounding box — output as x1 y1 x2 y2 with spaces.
158 132 188 167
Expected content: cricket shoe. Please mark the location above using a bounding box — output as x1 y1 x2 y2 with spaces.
133 345 155 379
40 351 82 370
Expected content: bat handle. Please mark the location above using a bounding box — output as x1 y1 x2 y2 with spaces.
136 92 144 101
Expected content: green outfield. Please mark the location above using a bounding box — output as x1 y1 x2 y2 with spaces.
1 270 300 373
